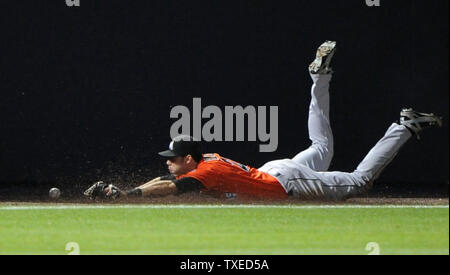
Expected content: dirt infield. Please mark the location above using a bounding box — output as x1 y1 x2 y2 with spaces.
344 197 449 206
0 193 448 206
1 180 447 206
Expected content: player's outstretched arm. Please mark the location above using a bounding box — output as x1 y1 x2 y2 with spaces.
136 176 167 189
132 176 204 198
84 176 203 200
131 173 177 190
137 180 178 197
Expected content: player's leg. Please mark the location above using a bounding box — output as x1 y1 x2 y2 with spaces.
287 109 442 200
318 123 411 200
292 41 336 172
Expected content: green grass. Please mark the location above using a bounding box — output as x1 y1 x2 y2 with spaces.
0 205 448 255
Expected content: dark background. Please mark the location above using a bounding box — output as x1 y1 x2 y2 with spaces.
0 0 448 199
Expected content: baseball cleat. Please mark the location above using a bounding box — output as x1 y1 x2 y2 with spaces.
400 108 442 139
309 40 337 74
83 181 108 200
105 184 122 200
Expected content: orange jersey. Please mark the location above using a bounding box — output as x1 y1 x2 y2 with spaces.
177 153 288 199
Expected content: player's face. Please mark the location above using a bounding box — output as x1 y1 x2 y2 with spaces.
166 156 193 177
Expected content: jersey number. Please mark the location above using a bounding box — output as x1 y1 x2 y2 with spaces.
220 157 250 172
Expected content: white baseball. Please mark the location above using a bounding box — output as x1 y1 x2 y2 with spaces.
49 188 61 200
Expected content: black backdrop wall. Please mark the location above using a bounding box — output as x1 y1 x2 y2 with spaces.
0 0 448 197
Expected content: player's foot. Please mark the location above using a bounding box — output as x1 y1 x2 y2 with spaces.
400 108 442 139
309 40 337 74
83 181 108 200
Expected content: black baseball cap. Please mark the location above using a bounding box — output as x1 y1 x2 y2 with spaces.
158 135 202 158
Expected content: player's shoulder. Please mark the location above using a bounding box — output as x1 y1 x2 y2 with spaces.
202 153 222 162
181 153 222 178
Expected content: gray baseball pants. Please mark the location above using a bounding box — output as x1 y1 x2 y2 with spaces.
258 73 412 200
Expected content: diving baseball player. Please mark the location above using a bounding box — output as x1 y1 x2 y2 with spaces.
84 41 443 201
